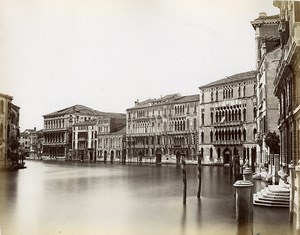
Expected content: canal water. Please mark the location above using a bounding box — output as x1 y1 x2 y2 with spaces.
0 161 290 235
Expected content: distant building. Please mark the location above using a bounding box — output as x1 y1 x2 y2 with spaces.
251 13 282 167
20 127 38 158
273 0 300 172
126 94 199 164
97 117 126 162
198 71 257 169
42 105 105 159
71 115 126 162
71 119 98 161
0 93 21 169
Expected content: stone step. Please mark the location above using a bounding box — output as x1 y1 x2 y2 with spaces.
261 189 290 200
253 200 290 208
268 185 290 194
257 192 289 202
253 194 289 207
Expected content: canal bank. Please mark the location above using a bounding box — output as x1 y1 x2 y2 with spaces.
0 161 290 235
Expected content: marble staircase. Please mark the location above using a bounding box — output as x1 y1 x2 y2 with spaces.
253 184 290 207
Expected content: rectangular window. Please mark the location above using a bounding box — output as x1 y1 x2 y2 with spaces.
295 2 300 22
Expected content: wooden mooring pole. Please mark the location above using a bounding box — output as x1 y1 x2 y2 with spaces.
197 155 202 198
181 157 187 204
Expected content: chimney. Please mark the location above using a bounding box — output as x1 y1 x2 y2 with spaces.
134 99 139 106
259 12 267 18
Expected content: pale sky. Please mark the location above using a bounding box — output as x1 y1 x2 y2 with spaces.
0 0 279 131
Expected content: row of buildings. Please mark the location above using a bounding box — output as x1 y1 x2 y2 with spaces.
19 2 296 172
2 2 299 176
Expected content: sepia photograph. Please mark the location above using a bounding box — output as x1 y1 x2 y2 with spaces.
0 0 300 234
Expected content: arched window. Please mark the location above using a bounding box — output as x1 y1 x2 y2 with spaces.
217 148 221 159
243 86 246 97
210 112 214 124
216 112 219 122
215 131 218 141
0 122 3 138
216 90 218 101
210 131 213 142
201 113 204 125
253 107 257 120
163 121 167 131
211 91 214 101
243 108 247 121
238 86 241 98
0 100 3 113
238 109 241 121
243 129 247 141
201 131 204 143
210 148 213 159
187 119 190 130
202 93 204 103
193 118 197 130
253 128 257 141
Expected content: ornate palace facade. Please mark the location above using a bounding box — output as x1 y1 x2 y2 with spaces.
126 94 199 164
198 71 257 169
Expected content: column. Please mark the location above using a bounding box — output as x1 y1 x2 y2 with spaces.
233 180 253 235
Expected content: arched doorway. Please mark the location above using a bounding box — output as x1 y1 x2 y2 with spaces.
138 151 143 162
122 149 126 163
155 149 162 164
251 147 257 172
223 147 231 164
176 151 181 164
104 151 107 162
110 150 114 162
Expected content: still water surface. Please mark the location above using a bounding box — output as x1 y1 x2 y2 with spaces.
0 161 290 235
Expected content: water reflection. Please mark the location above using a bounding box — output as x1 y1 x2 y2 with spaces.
0 161 290 235
181 205 187 235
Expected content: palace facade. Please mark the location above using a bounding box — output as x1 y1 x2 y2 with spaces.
126 94 199 164
0 93 21 169
198 71 257 170
43 105 105 159
251 13 282 166
70 115 126 162
273 0 300 172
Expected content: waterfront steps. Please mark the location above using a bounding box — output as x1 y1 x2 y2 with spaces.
253 184 290 208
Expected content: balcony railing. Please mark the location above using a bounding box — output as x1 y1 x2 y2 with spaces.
213 139 242 145
212 120 242 127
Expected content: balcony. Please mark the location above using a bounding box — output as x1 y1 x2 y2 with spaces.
212 120 242 127
213 139 242 146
